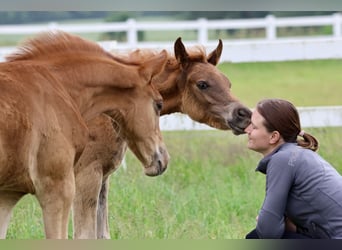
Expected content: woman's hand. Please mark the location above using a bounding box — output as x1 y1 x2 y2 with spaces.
285 217 297 232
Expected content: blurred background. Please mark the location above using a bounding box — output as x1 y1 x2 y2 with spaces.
1 11 342 63
0 12 339 43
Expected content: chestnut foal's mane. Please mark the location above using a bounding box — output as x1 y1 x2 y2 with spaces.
115 45 208 65
6 30 208 70
5 31 120 63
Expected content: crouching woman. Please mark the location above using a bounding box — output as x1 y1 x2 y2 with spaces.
244 98 342 239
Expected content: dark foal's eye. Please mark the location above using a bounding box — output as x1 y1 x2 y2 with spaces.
196 81 209 90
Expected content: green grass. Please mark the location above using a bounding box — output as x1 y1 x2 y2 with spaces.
218 59 342 107
6 128 342 239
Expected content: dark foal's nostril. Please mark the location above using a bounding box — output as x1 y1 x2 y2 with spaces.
237 108 252 119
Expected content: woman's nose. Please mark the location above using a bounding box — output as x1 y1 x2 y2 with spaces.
244 123 252 134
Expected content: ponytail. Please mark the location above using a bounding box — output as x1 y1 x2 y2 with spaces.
297 130 319 152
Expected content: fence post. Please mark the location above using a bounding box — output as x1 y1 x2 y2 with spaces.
198 18 208 45
48 22 58 32
333 13 342 38
127 18 137 48
266 14 276 40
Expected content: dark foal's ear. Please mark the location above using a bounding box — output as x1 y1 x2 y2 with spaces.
174 37 190 70
207 39 223 66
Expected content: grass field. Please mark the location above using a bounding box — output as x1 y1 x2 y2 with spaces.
6 128 342 239
218 59 342 107
4 59 342 239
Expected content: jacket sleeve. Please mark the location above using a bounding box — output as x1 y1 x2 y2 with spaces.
256 153 294 238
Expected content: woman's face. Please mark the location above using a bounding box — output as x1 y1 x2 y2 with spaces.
244 109 277 156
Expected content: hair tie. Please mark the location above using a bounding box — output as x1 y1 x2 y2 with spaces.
298 130 305 137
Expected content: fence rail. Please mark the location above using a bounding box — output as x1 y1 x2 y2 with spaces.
0 15 341 129
160 106 342 131
1 13 342 62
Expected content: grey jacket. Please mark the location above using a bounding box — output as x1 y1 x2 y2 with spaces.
255 143 342 239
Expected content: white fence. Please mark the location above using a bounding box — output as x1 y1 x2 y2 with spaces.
1 13 342 62
1 15 342 129
160 106 342 130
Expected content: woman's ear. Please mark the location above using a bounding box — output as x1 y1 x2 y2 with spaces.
269 131 282 145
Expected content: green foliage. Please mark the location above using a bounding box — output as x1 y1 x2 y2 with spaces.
100 12 145 42
0 11 337 25
0 11 109 24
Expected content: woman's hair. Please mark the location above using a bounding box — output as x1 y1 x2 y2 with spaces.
256 98 319 151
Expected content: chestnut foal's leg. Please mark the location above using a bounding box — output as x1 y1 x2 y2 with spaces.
73 161 103 239
37 170 75 239
97 177 111 239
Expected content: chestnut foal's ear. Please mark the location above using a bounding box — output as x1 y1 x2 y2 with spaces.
139 50 168 83
207 39 223 66
174 37 190 70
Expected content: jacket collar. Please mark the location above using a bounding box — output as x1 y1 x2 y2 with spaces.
255 143 294 174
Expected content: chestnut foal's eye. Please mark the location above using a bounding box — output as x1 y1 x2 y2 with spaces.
196 81 209 90
156 100 163 112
